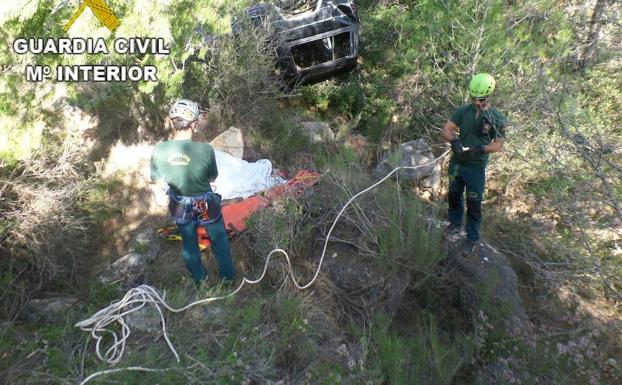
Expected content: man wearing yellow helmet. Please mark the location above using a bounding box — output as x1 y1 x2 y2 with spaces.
441 73 507 255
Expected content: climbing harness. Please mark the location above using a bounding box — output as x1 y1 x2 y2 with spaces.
168 190 223 225
75 150 451 385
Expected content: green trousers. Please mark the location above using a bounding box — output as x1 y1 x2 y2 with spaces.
177 216 235 283
447 159 486 241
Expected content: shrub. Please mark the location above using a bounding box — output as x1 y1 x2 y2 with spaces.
0 136 96 320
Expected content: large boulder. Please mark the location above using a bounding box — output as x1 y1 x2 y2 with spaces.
210 127 244 159
375 139 441 192
300 121 335 143
442 235 530 332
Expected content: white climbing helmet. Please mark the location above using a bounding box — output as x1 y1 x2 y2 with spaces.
169 99 199 122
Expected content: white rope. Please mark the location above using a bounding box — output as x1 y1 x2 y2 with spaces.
78 367 168 385
75 150 450 384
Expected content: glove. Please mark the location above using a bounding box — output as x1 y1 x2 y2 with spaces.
450 137 464 155
469 145 486 154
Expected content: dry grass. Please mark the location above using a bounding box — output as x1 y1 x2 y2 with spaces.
0 137 95 320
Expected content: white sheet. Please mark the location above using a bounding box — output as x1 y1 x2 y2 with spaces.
211 150 286 199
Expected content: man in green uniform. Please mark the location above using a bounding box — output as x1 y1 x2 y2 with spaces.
150 99 235 283
441 73 507 254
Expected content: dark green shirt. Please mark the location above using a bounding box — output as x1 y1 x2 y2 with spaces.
150 140 218 196
450 104 507 166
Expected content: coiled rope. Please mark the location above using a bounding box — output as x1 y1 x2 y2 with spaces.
76 150 450 385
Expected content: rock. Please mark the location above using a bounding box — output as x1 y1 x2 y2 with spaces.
22 297 79 324
97 230 159 292
380 270 411 317
443 238 529 332
375 139 441 192
325 253 410 320
300 121 335 143
131 229 160 262
210 127 244 159
98 252 149 290
184 304 225 327
125 305 161 333
479 243 529 328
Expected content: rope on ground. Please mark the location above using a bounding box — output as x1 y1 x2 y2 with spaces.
78 367 169 385
75 150 450 385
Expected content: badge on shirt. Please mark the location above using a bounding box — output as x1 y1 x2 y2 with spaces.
167 153 191 166
480 116 492 135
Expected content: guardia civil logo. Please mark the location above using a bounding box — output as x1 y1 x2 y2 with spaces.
64 0 120 32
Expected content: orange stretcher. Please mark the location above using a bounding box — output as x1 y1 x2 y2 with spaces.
158 170 320 251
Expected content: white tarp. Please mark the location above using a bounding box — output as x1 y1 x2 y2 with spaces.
212 150 285 199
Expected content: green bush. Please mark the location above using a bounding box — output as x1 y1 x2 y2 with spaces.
369 314 473 385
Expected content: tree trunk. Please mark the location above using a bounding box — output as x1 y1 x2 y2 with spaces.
577 0 608 70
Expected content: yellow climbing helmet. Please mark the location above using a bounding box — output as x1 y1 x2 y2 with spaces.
469 73 496 98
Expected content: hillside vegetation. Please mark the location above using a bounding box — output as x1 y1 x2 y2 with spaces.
1 1 621 384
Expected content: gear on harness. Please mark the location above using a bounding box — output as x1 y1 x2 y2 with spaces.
480 116 493 135
168 191 223 225
193 201 211 223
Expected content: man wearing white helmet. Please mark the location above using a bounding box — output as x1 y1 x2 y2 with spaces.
441 73 507 255
149 99 235 283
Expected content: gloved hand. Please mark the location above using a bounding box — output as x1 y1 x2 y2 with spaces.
469 144 486 154
450 137 464 155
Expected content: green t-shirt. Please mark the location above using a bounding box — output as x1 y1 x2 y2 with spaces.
150 139 218 196
450 104 507 166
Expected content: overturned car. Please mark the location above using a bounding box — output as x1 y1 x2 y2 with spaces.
233 0 360 86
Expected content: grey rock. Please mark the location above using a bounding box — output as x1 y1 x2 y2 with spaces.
98 252 149 289
210 127 244 159
325 253 410 320
480 243 529 328
443 237 529 332
22 297 79 324
132 229 160 262
125 305 161 333
375 139 441 192
380 271 411 317
300 121 335 143
98 229 159 291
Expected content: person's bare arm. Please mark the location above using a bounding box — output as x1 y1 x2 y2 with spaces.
441 120 459 142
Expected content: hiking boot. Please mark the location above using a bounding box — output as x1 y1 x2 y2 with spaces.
443 223 463 239
461 239 481 257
